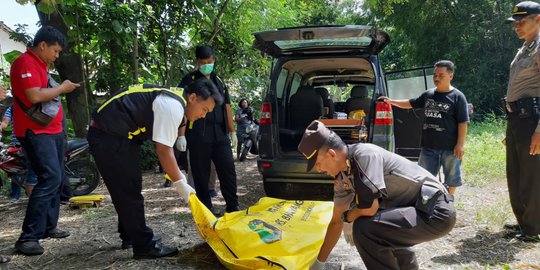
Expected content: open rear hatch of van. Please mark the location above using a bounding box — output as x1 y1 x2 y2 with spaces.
253 26 391 200
253 25 390 57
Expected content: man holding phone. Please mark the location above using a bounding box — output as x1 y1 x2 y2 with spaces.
11 25 79 255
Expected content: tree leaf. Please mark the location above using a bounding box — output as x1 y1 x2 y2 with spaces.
112 20 123 33
37 1 57 15
3 50 22 65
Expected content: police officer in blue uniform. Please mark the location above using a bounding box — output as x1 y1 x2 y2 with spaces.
177 45 239 215
87 79 222 259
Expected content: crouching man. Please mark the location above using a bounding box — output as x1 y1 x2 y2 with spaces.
301 120 456 270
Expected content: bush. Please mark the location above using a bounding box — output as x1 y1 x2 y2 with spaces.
140 140 158 171
462 114 506 187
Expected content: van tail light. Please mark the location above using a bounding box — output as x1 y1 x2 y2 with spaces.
374 101 393 125
259 103 272 125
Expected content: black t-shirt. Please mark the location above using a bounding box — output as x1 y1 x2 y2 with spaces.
409 88 469 151
179 70 230 143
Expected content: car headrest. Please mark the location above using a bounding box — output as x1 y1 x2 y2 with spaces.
351 85 369 98
314 87 329 98
297 86 314 93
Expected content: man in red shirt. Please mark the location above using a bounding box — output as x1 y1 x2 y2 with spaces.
10 25 79 255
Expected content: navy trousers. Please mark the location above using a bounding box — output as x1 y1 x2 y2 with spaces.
18 130 64 242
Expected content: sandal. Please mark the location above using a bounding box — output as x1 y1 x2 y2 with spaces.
0 255 11 263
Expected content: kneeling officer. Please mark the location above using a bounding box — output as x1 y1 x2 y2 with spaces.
300 120 456 270
87 79 222 259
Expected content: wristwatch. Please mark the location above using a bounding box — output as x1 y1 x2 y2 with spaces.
341 210 352 223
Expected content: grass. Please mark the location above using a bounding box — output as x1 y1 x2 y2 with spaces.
462 114 507 187
83 207 116 219
474 197 512 227
171 213 192 222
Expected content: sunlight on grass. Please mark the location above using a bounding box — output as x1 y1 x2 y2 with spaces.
474 197 512 227
463 115 506 187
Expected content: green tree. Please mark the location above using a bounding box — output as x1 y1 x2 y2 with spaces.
363 0 520 114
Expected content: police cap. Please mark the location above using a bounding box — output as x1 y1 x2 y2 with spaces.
506 1 540 22
298 120 331 172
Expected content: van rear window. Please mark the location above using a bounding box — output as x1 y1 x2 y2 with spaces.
274 37 372 50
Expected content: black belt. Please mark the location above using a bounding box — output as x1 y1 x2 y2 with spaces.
505 97 540 113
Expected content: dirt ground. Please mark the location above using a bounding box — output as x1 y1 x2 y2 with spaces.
1 158 539 270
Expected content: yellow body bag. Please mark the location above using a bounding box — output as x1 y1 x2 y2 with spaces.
190 194 333 270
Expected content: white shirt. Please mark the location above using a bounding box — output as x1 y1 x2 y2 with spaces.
152 94 184 147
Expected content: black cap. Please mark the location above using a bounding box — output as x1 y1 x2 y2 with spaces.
506 1 540 22
195 45 214 59
298 120 331 172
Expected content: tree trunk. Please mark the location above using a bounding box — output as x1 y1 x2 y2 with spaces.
131 31 139 84
109 39 121 93
208 0 231 45
34 2 94 138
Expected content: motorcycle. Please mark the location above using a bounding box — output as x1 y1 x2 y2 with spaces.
0 137 101 196
239 121 259 162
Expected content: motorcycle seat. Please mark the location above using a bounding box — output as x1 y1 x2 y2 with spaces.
67 139 88 152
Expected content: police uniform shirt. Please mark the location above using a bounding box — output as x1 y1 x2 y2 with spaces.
153 94 184 147
334 143 446 210
507 34 540 132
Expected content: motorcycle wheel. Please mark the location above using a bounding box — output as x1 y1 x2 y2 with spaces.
66 159 101 196
240 140 252 161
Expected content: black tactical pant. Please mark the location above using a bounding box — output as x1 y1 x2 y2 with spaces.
506 112 540 236
87 127 155 254
188 137 238 212
352 197 456 270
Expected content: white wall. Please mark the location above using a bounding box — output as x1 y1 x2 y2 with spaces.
0 23 26 86
0 26 26 54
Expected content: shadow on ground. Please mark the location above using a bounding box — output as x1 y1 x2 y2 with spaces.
432 229 533 266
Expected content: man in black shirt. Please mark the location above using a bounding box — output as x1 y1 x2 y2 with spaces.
177 45 239 215
379 60 469 195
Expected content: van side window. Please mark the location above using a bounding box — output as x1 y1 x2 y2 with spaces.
275 68 289 99
288 73 302 101
386 69 434 99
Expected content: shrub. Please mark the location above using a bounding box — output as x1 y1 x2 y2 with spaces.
462 114 506 187
140 140 158 171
